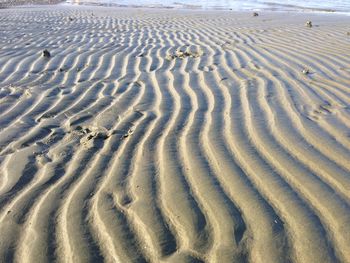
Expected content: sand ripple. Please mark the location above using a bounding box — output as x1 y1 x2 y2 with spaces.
0 6 349 263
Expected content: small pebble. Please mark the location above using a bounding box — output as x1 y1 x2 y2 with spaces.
43 49 51 58
306 21 312 28
302 68 310 75
253 12 259 17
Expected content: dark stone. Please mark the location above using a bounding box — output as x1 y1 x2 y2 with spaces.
43 49 51 58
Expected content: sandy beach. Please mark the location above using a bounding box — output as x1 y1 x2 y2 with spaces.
0 4 349 263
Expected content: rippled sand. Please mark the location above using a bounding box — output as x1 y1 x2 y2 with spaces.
0 0 63 8
0 5 349 263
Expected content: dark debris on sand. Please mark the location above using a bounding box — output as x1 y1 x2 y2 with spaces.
42 49 51 58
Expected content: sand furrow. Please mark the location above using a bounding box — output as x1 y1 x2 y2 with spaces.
241 75 350 261
0 7 349 263
232 44 350 201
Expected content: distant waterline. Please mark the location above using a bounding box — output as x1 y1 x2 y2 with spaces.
66 0 350 13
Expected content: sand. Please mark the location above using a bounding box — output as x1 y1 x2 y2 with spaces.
0 5 349 263
0 0 63 8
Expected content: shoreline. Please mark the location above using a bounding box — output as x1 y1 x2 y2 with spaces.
1 0 350 15
2 3 350 17
64 0 350 15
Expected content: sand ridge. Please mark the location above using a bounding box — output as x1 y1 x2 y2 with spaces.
0 6 349 263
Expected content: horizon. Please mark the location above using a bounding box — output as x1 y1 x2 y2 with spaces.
66 0 350 12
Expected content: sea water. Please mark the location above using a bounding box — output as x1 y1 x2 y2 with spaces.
67 0 350 13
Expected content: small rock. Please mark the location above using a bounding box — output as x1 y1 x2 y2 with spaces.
302 68 310 75
43 49 51 58
253 12 259 17
306 21 312 28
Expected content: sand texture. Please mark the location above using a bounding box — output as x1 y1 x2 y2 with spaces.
0 6 350 263
0 1 63 8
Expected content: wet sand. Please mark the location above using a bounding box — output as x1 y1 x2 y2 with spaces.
0 5 350 263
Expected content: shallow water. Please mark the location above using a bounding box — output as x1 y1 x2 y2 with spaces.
67 0 350 12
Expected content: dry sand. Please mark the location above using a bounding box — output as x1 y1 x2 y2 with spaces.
0 5 350 263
